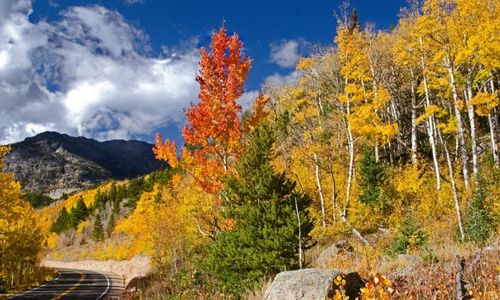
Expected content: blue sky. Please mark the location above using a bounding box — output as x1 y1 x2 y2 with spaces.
0 0 406 145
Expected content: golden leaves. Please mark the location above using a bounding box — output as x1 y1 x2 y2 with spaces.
0 147 43 284
296 57 315 71
416 105 448 125
467 91 499 116
153 133 179 168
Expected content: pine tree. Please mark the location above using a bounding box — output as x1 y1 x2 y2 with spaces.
91 213 105 242
464 190 494 243
204 124 313 295
359 147 385 208
50 207 71 234
70 198 88 228
91 189 106 212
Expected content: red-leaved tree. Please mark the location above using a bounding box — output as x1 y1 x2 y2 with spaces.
154 27 251 194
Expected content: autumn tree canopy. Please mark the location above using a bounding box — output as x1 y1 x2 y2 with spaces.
0 146 42 290
154 27 251 193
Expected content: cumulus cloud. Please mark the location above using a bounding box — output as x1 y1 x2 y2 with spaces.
0 1 199 144
263 71 301 87
269 39 305 68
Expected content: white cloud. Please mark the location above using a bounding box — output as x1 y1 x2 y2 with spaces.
238 90 260 112
270 40 304 68
263 71 301 87
0 2 199 144
124 0 144 5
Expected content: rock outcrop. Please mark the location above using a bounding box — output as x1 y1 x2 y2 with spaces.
264 268 364 300
3 131 164 198
316 240 354 268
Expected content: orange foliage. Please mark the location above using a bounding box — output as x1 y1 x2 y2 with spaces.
155 27 251 194
243 94 270 133
153 134 178 168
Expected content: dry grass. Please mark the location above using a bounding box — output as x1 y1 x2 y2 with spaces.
243 278 273 300
313 231 499 299
388 249 499 299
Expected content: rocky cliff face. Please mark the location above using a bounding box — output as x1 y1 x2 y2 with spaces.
3 132 163 198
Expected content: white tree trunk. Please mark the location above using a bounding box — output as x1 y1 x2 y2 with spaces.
343 124 355 219
419 36 441 191
410 68 418 165
446 55 470 192
466 80 479 188
489 80 499 167
294 196 303 269
488 113 499 168
438 129 465 241
313 152 326 228
423 74 441 191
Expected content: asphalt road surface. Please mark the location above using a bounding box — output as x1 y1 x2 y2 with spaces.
7 269 120 300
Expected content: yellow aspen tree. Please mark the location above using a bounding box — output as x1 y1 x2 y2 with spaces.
337 19 398 220
419 0 471 192
392 15 423 166
0 146 42 289
399 8 444 191
336 17 396 244
290 86 327 228
336 23 368 225
468 91 500 167
455 0 500 168
447 0 500 186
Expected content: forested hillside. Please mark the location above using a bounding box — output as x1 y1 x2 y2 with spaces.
0 0 498 298
4 131 163 198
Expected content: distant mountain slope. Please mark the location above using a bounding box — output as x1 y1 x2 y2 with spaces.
3 131 164 198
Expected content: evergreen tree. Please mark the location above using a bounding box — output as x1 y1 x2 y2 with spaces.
24 193 55 208
108 183 118 204
464 189 493 243
50 207 71 233
91 189 106 212
204 124 313 296
70 198 88 228
359 147 385 208
91 213 105 242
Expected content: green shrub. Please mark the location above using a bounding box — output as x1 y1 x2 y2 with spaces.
387 218 427 256
359 147 385 208
464 190 493 243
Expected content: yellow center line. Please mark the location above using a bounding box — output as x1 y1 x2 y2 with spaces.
52 271 86 300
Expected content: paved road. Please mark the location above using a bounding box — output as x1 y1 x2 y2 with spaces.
7 269 119 300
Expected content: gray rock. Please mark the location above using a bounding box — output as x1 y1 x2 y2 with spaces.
317 240 353 268
264 268 364 300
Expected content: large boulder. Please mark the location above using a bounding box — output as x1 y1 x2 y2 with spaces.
264 268 364 300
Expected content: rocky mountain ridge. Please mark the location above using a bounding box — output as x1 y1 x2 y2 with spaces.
3 131 164 198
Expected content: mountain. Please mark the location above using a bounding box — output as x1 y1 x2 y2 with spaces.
3 131 164 198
